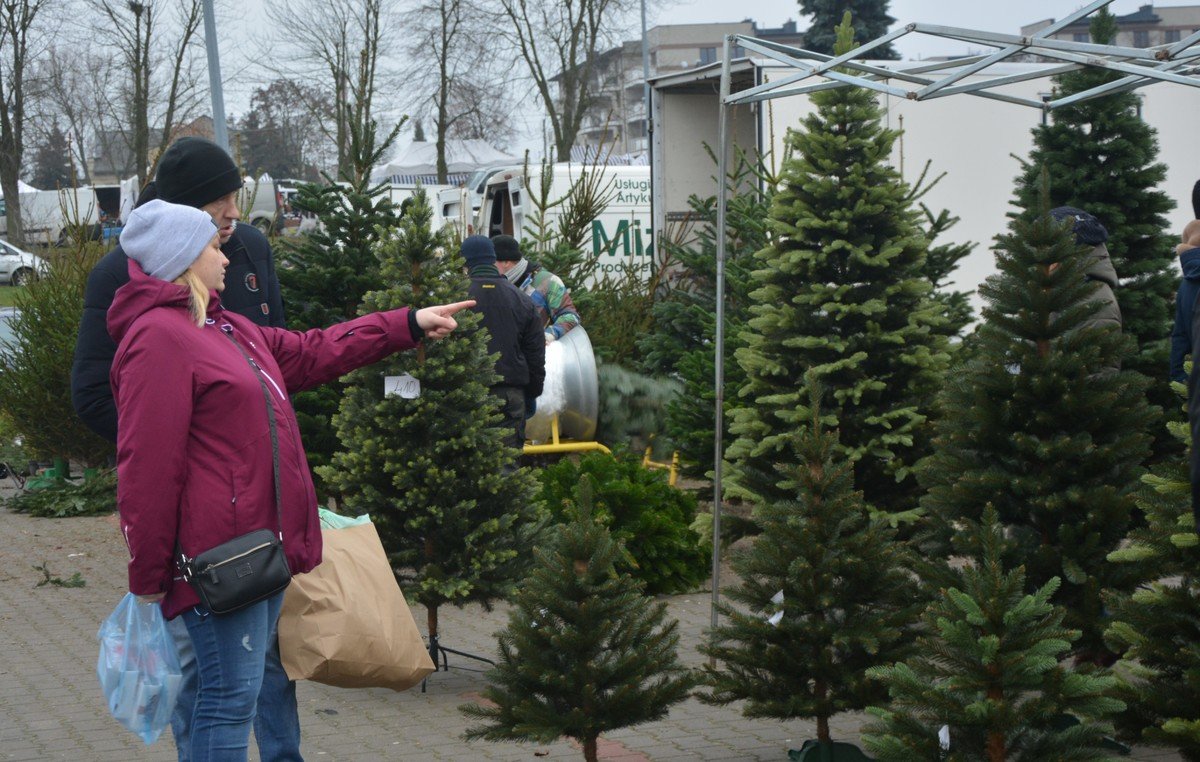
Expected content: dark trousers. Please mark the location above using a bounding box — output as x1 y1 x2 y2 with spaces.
491 385 527 453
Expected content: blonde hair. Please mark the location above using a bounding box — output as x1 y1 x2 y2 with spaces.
174 269 210 327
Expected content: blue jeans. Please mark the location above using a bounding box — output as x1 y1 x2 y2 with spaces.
181 592 302 761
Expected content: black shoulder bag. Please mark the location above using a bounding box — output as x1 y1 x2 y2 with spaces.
177 324 293 615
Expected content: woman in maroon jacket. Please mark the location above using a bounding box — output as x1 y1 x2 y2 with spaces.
110 200 471 760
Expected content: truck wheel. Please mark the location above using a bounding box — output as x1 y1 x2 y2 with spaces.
11 267 35 286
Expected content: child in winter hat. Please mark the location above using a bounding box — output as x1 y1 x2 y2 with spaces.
121 199 219 282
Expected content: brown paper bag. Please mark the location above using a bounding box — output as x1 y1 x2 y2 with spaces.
278 521 435 691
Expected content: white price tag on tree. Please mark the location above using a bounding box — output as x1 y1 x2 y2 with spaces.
384 374 421 399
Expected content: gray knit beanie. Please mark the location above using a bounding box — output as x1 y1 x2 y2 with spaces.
122 199 218 282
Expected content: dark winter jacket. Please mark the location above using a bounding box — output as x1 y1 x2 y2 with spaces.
71 223 285 443
1079 242 1122 334
468 268 545 397
1171 247 1200 383
109 259 418 619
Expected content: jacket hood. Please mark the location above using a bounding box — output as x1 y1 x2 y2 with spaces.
1181 247 1200 281
108 258 220 344
1083 243 1119 289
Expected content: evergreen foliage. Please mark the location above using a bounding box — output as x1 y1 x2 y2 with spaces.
277 119 400 494
1104 387 1200 758
726 16 949 513
318 187 542 644
863 508 1125 761
917 205 1153 657
700 382 919 745
638 148 773 479
538 449 707 595
461 478 695 762
1012 7 1176 455
0 243 112 466
29 123 73 189
918 202 975 342
6 468 117 517
594 362 681 453
799 1 898 58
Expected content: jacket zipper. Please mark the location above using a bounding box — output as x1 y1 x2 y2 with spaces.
221 324 287 401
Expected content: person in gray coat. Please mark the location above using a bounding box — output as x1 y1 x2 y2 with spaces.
1049 206 1122 337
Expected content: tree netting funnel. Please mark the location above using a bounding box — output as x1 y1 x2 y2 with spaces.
526 325 599 443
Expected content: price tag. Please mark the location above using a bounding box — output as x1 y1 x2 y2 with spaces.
384 374 420 399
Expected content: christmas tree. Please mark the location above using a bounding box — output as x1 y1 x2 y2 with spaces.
917 200 1154 658
277 119 401 494
1104 384 1200 758
863 508 1124 761
637 148 773 480
799 0 898 59
1012 7 1176 456
461 477 695 762
701 381 919 758
318 187 542 659
726 14 949 514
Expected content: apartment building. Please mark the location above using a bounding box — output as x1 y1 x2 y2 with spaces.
1021 3 1200 48
571 20 804 155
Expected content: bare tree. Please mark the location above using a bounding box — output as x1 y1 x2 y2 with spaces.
91 0 205 187
491 0 636 161
401 0 516 182
0 0 55 244
267 0 398 180
26 45 119 184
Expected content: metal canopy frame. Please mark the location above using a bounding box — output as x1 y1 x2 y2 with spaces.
707 0 1200 630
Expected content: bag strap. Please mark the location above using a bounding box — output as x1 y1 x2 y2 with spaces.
219 323 284 539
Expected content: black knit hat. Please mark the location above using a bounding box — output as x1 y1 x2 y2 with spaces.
1049 206 1109 246
461 235 496 267
492 234 522 262
155 137 242 209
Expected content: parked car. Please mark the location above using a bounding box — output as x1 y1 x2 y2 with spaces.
0 240 46 286
0 306 17 360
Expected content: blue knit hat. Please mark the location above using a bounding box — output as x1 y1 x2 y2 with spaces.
122 199 218 281
461 235 496 267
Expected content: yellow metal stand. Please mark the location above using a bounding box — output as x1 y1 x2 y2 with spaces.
523 413 612 456
642 445 679 487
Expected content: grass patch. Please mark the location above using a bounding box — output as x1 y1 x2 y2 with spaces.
0 286 21 307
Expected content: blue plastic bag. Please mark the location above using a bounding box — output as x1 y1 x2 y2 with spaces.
96 593 182 745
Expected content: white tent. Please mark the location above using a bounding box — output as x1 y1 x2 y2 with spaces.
0 180 39 197
371 140 519 183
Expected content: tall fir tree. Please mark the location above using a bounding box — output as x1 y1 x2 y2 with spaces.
318 187 542 656
29 123 73 189
1012 7 1176 456
637 148 773 479
726 15 950 514
461 478 695 762
800 0 898 58
917 204 1154 658
701 381 919 755
863 508 1125 761
1104 387 1200 758
277 119 400 494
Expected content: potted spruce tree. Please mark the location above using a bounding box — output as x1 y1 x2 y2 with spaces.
460 477 695 762
701 381 919 761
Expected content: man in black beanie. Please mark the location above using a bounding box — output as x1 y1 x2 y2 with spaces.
69 136 293 762
72 137 286 442
462 235 545 449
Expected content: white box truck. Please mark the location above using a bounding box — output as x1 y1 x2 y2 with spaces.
0 187 100 245
475 164 654 284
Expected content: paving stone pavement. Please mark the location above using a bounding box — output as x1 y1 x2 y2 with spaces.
0 503 1184 761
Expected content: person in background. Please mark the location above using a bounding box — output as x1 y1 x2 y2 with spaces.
461 235 545 449
1170 219 1200 385
111 199 471 761
70 136 288 761
1048 206 1122 338
491 234 581 343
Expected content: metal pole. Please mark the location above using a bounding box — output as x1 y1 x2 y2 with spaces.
201 0 229 152
641 0 654 268
711 35 733 635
